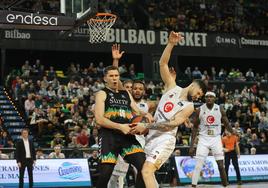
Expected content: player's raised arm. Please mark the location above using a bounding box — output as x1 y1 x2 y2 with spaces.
111 44 125 90
112 43 125 68
159 31 183 90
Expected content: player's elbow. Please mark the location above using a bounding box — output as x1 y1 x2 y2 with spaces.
159 60 168 66
95 115 104 126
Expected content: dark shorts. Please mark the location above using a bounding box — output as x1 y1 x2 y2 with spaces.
99 129 144 164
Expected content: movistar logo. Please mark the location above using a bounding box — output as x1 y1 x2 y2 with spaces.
6 13 58 25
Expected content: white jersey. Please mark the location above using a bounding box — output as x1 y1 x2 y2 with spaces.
136 100 149 113
135 100 148 148
199 103 222 137
147 86 193 139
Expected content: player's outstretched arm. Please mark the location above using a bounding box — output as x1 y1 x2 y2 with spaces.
95 90 130 134
159 31 183 90
220 106 233 133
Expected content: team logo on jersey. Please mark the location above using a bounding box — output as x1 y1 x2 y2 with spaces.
109 93 114 97
164 102 174 113
169 94 174 98
178 102 184 106
206 115 215 124
121 94 126 99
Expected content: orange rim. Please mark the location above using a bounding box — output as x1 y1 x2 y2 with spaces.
88 13 117 23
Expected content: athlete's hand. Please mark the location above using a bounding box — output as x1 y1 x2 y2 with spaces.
112 44 125 60
144 113 154 124
189 147 195 158
130 123 148 135
184 118 193 128
223 148 229 153
168 31 183 45
119 124 131 134
17 162 21 168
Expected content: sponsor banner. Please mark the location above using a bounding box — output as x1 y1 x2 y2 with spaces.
0 159 91 187
175 155 268 183
1 27 268 49
212 33 240 48
74 28 208 47
0 10 75 30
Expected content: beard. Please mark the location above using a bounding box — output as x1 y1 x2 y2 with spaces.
133 94 143 101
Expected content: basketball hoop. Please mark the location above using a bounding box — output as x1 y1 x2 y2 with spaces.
87 13 117 43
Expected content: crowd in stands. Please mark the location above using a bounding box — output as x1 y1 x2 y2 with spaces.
100 0 268 36
0 58 267 160
0 0 60 14
1 0 267 36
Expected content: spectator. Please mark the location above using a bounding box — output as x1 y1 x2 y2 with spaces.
77 129 89 148
246 68 254 81
36 148 46 159
250 147 256 155
96 62 104 76
68 136 79 148
21 60 31 78
192 67 202 79
249 133 260 148
0 131 12 148
0 149 9 159
89 127 98 147
233 122 244 137
48 146 65 159
258 117 268 132
50 133 65 148
48 66 56 77
24 94 35 118
184 67 191 79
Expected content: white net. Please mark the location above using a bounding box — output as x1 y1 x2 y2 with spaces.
87 13 117 43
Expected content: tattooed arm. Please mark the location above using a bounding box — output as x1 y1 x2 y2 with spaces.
220 106 233 133
189 108 200 157
136 104 194 132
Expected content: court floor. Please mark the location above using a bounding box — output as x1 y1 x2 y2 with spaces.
174 182 268 188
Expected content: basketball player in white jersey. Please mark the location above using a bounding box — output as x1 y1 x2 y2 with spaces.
132 80 158 147
189 91 233 187
130 31 207 188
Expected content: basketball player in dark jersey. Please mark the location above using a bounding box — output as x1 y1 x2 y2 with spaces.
95 66 154 188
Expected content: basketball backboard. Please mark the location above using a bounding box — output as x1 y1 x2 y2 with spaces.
60 0 98 19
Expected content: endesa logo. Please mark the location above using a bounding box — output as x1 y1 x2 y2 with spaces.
6 13 58 26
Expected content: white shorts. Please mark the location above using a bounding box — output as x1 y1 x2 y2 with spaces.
144 134 176 169
135 135 146 148
196 135 224 161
